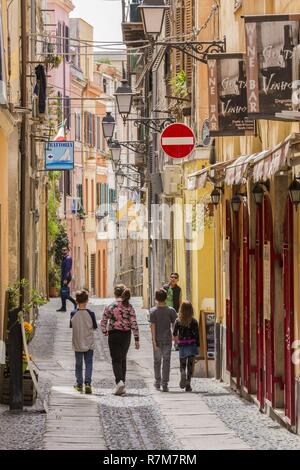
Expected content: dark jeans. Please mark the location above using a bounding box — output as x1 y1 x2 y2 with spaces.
153 342 172 386
60 282 76 310
108 330 131 384
75 350 94 386
180 356 194 384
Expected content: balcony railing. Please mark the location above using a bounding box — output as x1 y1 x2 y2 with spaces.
122 1 145 45
122 0 142 23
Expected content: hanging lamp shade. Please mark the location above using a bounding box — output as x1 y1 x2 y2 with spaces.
138 0 169 38
114 79 135 121
102 112 115 140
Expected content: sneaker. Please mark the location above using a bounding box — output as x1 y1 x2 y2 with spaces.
74 384 83 393
56 308 66 312
154 382 161 391
120 387 127 396
85 383 92 394
185 384 192 392
113 381 125 396
179 374 187 390
162 385 169 392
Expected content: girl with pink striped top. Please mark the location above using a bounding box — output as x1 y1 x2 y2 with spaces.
100 285 140 396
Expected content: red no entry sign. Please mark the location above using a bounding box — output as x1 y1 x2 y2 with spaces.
161 123 195 159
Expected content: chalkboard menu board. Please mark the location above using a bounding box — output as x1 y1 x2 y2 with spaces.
201 311 216 377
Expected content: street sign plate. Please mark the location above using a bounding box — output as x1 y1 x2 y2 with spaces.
45 141 74 171
161 123 195 159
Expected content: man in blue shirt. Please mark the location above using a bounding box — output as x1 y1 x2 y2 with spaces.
57 246 77 312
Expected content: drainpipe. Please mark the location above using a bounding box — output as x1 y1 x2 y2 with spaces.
10 0 28 412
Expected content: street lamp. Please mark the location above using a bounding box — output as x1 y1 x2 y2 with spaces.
252 183 264 205
109 140 122 163
211 188 221 207
102 112 115 140
138 0 169 39
289 179 300 209
116 171 125 187
231 195 241 213
114 79 136 122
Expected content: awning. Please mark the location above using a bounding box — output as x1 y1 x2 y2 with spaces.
187 133 300 189
187 159 235 190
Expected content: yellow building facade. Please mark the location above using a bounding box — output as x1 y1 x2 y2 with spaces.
188 0 300 433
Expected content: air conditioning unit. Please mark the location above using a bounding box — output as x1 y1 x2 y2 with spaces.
162 165 183 197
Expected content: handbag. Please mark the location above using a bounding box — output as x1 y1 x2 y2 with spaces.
61 285 70 299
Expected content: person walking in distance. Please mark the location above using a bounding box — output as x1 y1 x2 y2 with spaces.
57 246 77 312
173 301 200 392
101 285 140 396
163 273 182 314
70 290 98 394
163 273 182 350
150 289 177 392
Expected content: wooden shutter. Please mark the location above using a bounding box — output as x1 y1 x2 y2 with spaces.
90 254 96 293
84 112 88 144
175 1 184 74
165 0 171 38
184 0 193 89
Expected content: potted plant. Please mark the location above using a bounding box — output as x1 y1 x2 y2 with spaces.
49 265 60 298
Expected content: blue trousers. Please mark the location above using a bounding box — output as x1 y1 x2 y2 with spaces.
75 350 94 385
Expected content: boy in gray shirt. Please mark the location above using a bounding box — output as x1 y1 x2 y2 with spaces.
70 290 97 394
149 289 177 392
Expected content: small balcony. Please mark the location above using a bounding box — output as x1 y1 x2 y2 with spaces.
122 1 145 46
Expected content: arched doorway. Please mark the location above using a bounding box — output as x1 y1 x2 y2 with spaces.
283 197 295 425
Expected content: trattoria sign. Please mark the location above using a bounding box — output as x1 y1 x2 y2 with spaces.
245 14 300 119
207 53 256 136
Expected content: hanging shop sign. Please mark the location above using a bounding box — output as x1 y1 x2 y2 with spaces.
207 53 256 136
245 14 300 120
161 123 195 159
45 141 74 171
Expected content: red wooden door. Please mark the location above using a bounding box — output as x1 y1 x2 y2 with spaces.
264 196 275 405
233 208 241 387
255 203 264 408
226 201 233 373
243 203 251 392
283 197 295 425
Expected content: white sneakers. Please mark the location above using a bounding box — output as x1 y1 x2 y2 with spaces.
113 380 126 396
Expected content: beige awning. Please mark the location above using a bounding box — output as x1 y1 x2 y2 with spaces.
187 134 300 189
187 159 235 190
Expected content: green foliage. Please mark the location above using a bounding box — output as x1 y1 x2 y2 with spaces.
169 70 188 99
169 70 189 118
54 225 70 266
47 172 69 287
7 279 47 314
97 57 112 65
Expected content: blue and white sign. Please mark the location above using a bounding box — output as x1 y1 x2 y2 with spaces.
45 141 74 171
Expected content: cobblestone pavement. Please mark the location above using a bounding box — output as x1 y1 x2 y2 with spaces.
0 306 55 450
192 380 300 450
1 297 300 450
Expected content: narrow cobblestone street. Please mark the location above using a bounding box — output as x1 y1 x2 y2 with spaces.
2 299 300 451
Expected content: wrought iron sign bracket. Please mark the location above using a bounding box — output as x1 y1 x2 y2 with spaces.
119 141 147 154
126 117 175 133
154 37 226 64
